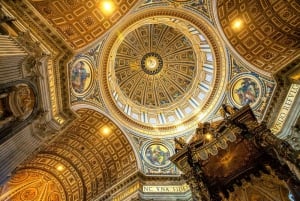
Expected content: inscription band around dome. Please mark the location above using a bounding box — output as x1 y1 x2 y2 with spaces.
141 52 163 75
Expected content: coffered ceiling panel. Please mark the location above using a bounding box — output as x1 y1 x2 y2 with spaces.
217 0 300 73
115 23 196 108
0 109 138 200
29 0 139 50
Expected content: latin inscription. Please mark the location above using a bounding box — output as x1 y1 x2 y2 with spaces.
143 184 189 193
271 84 299 134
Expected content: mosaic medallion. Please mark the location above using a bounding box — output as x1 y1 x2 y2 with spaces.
230 75 261 108
144 144 171 167
71 59 92 95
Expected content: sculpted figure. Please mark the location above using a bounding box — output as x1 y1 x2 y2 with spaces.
190 122 212 145
220 104 238 118
0 84 35 126
175 137 186 153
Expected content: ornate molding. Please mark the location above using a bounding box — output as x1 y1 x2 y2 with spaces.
170 105 300 200
1 0 76 126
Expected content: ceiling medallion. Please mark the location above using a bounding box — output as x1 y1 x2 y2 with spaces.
141 52 163 75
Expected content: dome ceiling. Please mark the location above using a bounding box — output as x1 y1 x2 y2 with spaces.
101 10 228 137
114 23 196 108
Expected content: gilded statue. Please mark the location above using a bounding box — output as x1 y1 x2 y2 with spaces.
220 104 238 118
189 122 212 145
174 137 186 153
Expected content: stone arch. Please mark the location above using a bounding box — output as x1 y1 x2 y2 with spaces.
71 103 142 170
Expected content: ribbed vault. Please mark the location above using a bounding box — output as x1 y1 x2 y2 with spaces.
115 23 196 108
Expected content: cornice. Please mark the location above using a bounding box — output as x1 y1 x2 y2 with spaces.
1 0 76 125
264 57 300 128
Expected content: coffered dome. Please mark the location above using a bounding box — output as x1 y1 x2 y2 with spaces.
101 10 228 137
114 23 196 108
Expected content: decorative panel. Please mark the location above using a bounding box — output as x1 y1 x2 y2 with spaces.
29 0 139 49
0 169 66 201
217 0 300 73
0 109 138 200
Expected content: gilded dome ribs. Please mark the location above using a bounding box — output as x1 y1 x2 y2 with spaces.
149 24 153 52
162 47 194 59
117 70 142 88
134 29 149 54
128 72 146 99
153 25 169 53
157 78 176 103
115 54 138 61
112 23 198 109
166 64 195 79
153 77 161 106
121 40 143 57
163 33 186 52
105 12 226 134
163 74 186 96
141 76 149 106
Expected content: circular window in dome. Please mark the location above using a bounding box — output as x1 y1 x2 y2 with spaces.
141 52 163 75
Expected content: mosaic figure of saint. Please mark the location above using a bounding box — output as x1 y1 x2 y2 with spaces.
71 61 90 93
146 145 170 166
234 78 259 106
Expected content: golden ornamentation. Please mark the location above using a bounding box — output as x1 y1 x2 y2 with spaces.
101 11 228 136
28 0 139 49
216 0 300 73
